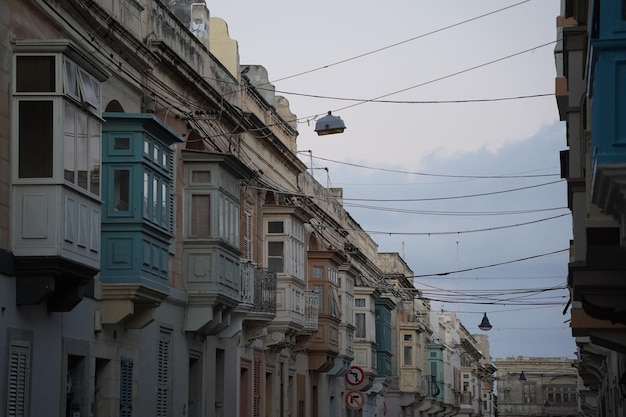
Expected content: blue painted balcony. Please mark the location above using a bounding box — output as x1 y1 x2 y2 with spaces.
99 113 182 328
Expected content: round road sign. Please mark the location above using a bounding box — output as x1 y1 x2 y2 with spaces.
345 366 365 386
345 390 365 410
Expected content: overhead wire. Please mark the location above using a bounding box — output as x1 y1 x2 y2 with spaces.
341 180 564 202
411 248 569 278
304 155 560 179
356 213 570 237
269 0 535 84
327 39 560 116
342 205 568 216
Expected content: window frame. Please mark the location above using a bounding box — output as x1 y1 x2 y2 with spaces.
12 49 104 198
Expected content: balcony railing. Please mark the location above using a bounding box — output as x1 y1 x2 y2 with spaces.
240 260 255 305
423 375 441 398
240 260 277 314
253 268 277 314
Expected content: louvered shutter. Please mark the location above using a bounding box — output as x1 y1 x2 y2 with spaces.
120 358 133 417
243 209 253 260
156 330 171 417
253 357 261 417
7 341 30 417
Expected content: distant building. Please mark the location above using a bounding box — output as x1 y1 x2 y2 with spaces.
494 357 579 417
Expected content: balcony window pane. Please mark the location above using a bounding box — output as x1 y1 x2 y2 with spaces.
355 313 366 338
64 104 76 183
114 137 130 150
312 285 323 311
89 118 101 195
64 59 79 98
161 183 167 225
191 194 210 237
16 56 55 92
143 172 149 217
312 266 323 278
267 241 284 273
76 111 89 190
403 346 412 366
153 177 158 221
192 170 211 183
19 100 53 178
268 221 284 234
113 170 130 212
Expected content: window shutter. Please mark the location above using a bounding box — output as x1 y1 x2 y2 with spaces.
7 341 30 417
253 357 261 417
243 209 253 260
120 358 133 417
157 330 171 417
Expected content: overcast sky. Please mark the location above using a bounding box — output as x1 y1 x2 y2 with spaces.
207 0 575 359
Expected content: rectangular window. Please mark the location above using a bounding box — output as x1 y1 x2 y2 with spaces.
330 287 342 318
78 68 99 108
267 241 284 273
523 383 536 404
404 334 412 341
19 100 53 178
161 183 167 225
113 169 130 212
355 313 366 338
64 105 76 182
63 102 101 195
355 298 366 308
16 56 55 92
7 341 30 417
313 285 323 311
76 111 89 190
114 137 130 150
403 346 412 366
312 266 324 278
120 358 133 417
64 59 79 99
267 221 284 234
143 172 149 217
192 170 211 184
191 194 210 237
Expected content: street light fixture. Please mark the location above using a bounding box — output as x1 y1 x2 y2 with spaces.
519 371 526 382
314 111 346 136
478 312 492 331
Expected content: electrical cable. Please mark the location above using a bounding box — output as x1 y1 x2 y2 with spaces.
356 213 570 236
269 0 535 84
343 204 568 216
411 248 569 278
343 180 564 202
305 155 560 179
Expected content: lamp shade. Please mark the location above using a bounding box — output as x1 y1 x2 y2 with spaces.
314 111 346 136
478 312 492 331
